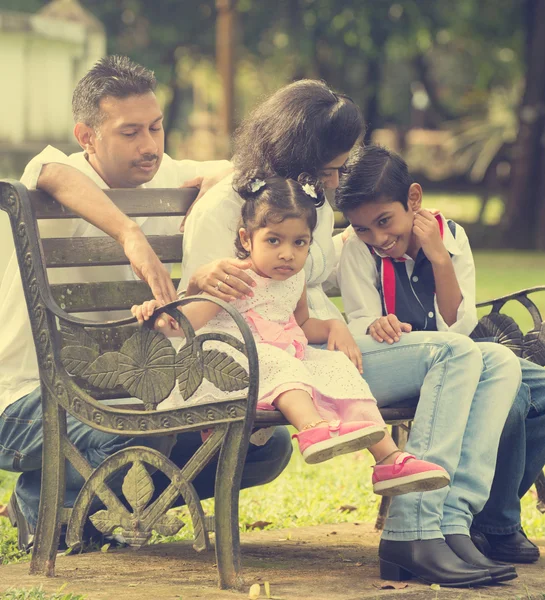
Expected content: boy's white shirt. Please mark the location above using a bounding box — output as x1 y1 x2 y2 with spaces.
0 144 230 414
338 214 478 339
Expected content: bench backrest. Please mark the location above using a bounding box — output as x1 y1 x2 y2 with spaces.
30 186 196 314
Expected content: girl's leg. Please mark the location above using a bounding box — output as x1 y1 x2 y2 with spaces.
274 389 328 431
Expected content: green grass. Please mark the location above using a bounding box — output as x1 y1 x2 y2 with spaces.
0 587 85 600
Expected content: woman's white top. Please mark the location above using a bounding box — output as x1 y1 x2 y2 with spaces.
180 175 344 322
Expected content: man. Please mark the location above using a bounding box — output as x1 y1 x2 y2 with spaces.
0 55 292 551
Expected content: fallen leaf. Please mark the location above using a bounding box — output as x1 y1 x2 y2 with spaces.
338 504 357 513
248 583 261 599
430 583 441 591
264 581 271 598
246 521 273 530
330 531 337 535
100 543 111 553
355 562 363 567
63 547 73 556
373 581 409 590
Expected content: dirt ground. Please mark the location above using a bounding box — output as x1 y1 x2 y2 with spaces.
1 522 545 600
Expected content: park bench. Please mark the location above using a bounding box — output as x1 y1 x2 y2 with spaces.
0 180 544 590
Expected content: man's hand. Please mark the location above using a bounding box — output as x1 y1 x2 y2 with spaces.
179 167 233 232
121 224 177 306
368 315 412 344
327 320 363 374
413 209 450 265
187 258 255 301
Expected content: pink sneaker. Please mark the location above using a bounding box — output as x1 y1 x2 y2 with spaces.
293 420 387 465
372 452 450 496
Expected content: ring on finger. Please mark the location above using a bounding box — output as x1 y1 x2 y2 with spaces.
216 281 223 291
224 273 230 283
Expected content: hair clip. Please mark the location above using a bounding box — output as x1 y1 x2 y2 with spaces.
250 179 266 193
302 183 317 199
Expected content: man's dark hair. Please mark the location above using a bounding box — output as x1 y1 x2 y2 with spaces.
72 55 157 128
336 144 413 213
233 79 364 180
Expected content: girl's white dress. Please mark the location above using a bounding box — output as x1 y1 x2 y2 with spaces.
161 269 384 428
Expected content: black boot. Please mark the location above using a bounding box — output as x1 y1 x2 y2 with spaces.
379 538 493 588
471 528 540 564
445 534 517 582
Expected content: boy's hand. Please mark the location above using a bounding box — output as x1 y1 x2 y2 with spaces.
413 209 450 265
131 300 179 332
327 321 363 374
368 315 412 344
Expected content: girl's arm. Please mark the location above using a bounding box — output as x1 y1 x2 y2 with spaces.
132 297 223 337
293 285 363 373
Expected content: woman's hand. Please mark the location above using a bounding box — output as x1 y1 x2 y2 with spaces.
368 314 412 344
187 258 256 301
327 320 363 374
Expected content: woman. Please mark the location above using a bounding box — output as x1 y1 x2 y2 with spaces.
180 80 521 587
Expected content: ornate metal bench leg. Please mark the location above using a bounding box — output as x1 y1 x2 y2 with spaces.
374 423 411 531
30 397 65 576
214 422 246 590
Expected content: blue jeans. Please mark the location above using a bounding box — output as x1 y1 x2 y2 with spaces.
0 387 292 528
352 331 521 541
472 356 545 534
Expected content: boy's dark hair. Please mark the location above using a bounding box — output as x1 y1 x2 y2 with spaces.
233 80 364 181
233 171 320 259
72 55 157 128
336 144 413 212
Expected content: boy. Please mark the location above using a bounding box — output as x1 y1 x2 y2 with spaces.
336 144 545 565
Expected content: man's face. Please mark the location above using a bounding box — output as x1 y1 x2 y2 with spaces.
85 92 164 188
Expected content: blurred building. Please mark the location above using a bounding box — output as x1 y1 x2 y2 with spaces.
0 0 106 178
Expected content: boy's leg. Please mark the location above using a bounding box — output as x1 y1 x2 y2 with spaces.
439 342 520 535
472 357 545 562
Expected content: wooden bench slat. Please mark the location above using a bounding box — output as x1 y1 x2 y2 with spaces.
43 235 183 267
30 187 198 219
51 279 181 312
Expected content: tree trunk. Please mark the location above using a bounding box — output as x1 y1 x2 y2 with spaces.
502 0 545 248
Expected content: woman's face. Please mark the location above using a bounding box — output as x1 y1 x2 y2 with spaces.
317 152 350 190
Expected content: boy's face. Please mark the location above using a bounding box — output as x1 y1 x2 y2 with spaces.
75 92 165 188
345 186 422 259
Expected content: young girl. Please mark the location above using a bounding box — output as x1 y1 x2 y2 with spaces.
132 174 450 497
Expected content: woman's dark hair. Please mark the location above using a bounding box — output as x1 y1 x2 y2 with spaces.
336 144 413 213
233 172 321 259
233 80 364 180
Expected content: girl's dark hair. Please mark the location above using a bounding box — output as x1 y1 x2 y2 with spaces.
233 172 321 259
233 80 364 180
336 144 413 213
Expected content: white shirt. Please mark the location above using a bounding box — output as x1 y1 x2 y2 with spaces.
338 215 478 339
180 174 345 322
0 145 229 414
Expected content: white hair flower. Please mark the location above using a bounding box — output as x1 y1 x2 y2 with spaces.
250 179 266 193
302 183 317 199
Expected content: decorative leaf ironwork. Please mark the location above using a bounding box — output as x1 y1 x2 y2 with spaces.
122 461 154 513
89 509 118 536
153 514 185 537
118 329 176 407
523 324 545 366
175 342 204 400
60 345 99 377
60 322 99 353
84 352 120 389
471 313 524 356
203 349 249 392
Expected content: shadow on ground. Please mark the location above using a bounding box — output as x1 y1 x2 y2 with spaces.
1 523 544 599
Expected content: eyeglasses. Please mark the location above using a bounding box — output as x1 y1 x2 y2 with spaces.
317 164 348 178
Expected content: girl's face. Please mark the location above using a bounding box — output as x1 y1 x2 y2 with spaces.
317 151 350 190
239 217 312 280
345 186 422 260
